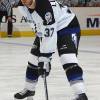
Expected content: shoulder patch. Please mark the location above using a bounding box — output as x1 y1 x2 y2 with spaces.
45 12 53 24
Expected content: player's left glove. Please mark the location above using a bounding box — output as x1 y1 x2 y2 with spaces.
38 56 51 77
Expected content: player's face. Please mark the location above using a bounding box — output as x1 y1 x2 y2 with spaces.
21 0 34 7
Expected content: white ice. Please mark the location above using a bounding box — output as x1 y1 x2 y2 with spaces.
0 36 100 100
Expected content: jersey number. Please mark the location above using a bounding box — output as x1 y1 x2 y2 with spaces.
44 28 54 37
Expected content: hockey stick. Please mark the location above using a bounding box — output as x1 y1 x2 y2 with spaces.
43 72 49 100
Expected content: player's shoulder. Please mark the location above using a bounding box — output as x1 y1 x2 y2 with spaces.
35 0 55 25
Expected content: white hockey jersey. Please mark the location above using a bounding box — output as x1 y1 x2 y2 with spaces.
18 0 75 53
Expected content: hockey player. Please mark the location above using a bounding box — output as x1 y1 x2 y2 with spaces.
14 0 88 100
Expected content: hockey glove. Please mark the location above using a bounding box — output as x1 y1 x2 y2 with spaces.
38 57 51 77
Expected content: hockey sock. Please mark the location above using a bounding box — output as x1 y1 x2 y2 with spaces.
25 63 39 91
71 81 86 96
25 80 37 91
63 63 86 94
64 63 83 82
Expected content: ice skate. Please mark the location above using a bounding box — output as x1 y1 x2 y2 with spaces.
73 93 88 100
14 88 35 100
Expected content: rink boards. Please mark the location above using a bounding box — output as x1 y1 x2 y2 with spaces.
0 7 100 37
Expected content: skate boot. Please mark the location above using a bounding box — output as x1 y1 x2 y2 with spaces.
74 93 88 100
14 88 35 100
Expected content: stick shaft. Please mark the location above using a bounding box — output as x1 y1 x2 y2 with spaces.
43 73 49 100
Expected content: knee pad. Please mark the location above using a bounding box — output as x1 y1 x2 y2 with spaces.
26 62 39 81
63 63 83 82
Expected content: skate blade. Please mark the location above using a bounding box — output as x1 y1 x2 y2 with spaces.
14 98 22 100
14 96 33 100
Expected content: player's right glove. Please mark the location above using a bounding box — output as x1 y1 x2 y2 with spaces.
38 56 51 77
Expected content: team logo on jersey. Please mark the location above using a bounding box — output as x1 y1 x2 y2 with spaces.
60 45 67 50
45 12 52 24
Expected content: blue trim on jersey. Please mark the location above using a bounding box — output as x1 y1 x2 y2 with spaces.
58 27 80 36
